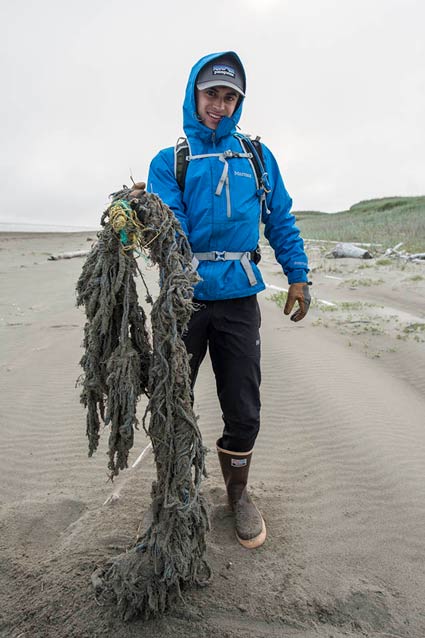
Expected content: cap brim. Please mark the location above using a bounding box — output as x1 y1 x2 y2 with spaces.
196 80 245 97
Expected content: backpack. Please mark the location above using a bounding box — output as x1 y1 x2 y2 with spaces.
174 133 271 215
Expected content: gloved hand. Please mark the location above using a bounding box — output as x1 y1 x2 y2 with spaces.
284 282 311 322
129 181 146 200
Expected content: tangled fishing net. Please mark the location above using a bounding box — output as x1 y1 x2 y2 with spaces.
76 183 210 620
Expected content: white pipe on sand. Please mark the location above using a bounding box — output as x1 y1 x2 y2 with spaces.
103 442 153 505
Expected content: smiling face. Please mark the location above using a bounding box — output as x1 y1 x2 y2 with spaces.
196 86 239 130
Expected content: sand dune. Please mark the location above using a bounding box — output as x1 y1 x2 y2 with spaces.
1 231 425 637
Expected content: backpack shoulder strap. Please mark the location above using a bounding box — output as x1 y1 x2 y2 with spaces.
234 133 270 194
174 137 190 191
234 132 271 217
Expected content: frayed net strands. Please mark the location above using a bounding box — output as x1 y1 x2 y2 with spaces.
76 184 211 620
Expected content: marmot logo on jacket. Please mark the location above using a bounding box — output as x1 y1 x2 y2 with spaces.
234 170 252 178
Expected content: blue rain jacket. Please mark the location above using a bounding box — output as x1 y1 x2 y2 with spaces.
147 51 309 301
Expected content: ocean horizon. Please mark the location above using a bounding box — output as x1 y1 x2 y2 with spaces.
0 222 99 233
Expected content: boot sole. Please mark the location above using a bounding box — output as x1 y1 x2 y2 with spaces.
236 517 267 549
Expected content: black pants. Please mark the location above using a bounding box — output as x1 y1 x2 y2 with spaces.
183 295 261 453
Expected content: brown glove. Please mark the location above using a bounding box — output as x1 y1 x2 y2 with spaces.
284 282 311 322
129 181 146 199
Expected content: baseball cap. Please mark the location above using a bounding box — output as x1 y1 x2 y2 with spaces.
196 55 246 97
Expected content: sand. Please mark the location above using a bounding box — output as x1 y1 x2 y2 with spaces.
1 231 425 638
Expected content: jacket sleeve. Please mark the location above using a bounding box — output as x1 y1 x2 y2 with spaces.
261 145 309 284
147 148 189 237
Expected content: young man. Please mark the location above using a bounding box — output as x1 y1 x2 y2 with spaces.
147 51 310 549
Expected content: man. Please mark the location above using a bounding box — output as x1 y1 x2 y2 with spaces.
147 51 310 549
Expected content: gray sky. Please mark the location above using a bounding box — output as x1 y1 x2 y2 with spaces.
1 0 424 227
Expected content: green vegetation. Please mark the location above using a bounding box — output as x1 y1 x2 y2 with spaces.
318 303 338 312
269 291 287 308
340 278 384 287
403 322 425 334
294 196 425 252
339 301 380 310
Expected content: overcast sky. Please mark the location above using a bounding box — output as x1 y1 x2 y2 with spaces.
1 0 424 227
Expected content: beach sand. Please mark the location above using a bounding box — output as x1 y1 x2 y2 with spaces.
1 231 425 638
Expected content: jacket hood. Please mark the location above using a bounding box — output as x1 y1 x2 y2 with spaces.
183 51 246 143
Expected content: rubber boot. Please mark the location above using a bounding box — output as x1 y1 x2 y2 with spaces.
216 439 266 549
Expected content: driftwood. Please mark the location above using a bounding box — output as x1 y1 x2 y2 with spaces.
384 243 425 263
327 243 373 259
48 250 91 261
305 238 381 247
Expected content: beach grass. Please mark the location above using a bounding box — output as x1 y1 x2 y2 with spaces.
293 196 425 252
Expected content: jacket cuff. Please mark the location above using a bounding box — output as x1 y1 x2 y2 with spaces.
287 269 309 284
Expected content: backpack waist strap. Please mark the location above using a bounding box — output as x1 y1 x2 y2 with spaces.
192 251 257 286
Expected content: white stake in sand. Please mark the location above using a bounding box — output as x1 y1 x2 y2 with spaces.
103 442 153 505
131 442 153 469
